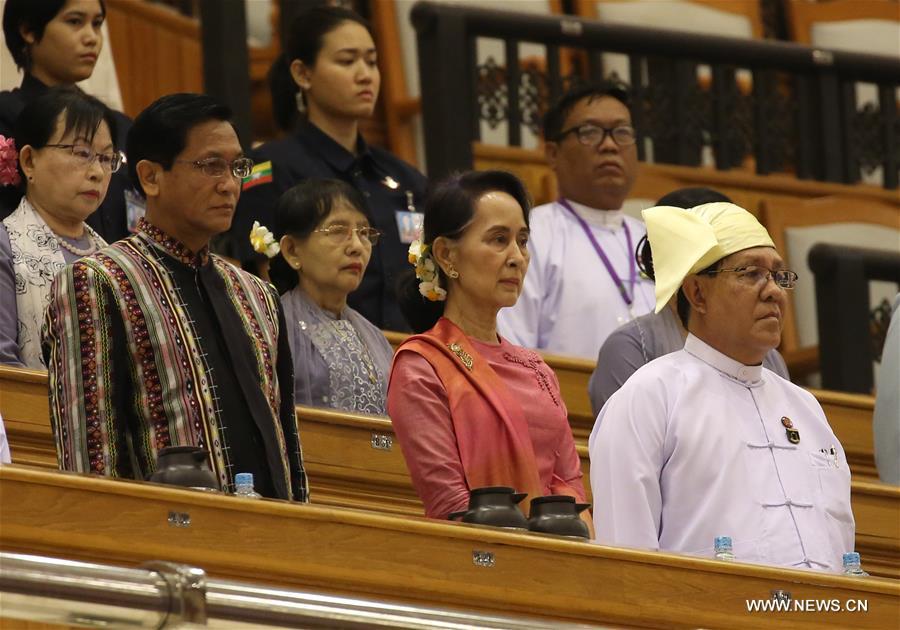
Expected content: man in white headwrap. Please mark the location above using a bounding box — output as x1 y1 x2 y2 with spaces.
588 202 855 572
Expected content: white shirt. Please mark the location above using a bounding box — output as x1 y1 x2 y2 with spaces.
498 200 656 360
589 335 855 572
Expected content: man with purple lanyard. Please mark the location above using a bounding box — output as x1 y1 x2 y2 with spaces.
497 82 655 360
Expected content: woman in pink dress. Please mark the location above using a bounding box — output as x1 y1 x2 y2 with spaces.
388 170 591 531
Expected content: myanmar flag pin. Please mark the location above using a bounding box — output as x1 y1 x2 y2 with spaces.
242 161 273 191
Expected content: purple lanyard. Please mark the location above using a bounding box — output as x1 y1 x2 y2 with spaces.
558 198 636 308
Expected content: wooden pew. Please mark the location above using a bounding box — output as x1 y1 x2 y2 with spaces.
2 366 896 578
297 405 422 517
386 337 880 481
2 465 898 629
0 366 54 469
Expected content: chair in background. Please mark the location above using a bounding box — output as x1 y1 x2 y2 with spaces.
786 0 899 50
760 195 900 379
573 0 765 169
371 0 566 171
785 0 900 186
575 0 763 38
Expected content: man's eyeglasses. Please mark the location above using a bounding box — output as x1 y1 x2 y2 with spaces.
314 224 382 246
175 157 254 179
45 143 123 173
557 123 637 147
702 265 799 289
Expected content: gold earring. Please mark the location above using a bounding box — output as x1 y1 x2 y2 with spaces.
448 267 459 279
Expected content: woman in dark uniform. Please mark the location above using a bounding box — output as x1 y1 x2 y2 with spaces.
228 5 427 332
0 0 131 243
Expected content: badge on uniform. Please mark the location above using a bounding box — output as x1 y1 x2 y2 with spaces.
242 161 272 191
781 416 800 444
395 208 423 244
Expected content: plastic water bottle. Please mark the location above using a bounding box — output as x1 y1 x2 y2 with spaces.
714 536 735 561
234 473 262 499
842 552 869 577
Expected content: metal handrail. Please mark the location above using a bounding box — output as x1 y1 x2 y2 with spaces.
0 552 596 629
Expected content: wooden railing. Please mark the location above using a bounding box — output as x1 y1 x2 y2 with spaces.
415 2 900 188
473 144 900 209
2 364 896 579
2 465 898 628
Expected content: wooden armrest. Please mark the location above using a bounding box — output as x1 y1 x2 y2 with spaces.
781 345 820 379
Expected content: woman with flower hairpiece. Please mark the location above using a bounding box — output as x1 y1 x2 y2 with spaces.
0 0 132 242
255 178 393 414
0 86 118 368
388 170 591 531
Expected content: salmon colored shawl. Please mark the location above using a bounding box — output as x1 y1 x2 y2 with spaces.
395 317 544 511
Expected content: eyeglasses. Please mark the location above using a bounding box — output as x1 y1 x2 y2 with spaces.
702 265 799 289
45 143 123 173
175 157 254 179
557 123 637 147
314 224 382 246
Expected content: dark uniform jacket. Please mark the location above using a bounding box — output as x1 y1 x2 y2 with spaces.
228 122 428 332
0 73 132 243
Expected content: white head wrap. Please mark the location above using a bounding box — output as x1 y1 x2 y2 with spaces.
642 202 775 313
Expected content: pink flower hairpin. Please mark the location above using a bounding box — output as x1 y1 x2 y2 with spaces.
0 135 21 187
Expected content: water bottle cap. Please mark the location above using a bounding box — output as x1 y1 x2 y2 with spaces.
235 472 253 486
714 536 732 548
843 552 860 564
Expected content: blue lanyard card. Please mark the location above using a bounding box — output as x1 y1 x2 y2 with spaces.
395 210 424 244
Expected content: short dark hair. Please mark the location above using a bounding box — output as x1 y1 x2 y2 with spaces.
13 85 118 189
636 187 733 327
542 80 632 141
268 178 371 295
3 0 107 69
126 93 233 196
269 6 372 132
397 170 532 333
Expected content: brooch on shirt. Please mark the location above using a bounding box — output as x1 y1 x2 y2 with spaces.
781 416 800 444
447 343 473 371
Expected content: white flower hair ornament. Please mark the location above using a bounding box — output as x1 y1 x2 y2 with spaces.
249 221 280 258
408 238 447 302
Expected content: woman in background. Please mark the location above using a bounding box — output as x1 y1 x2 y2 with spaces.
388 170 590 531
229 5 427 332
0 0 131 242
255 178 393 414
0 86 118 368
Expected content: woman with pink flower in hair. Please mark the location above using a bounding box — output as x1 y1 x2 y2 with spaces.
0 86 119 368
388 171 591 532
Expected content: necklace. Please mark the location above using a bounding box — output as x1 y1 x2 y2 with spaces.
56 229 99 257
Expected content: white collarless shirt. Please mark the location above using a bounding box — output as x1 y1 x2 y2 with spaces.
589 334 855 572
497 200 656 360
